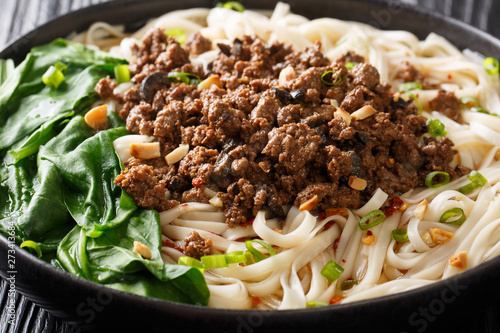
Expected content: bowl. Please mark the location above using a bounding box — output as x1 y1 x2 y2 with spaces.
1 0 500 332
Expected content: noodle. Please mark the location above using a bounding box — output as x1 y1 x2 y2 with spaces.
73 2 500 309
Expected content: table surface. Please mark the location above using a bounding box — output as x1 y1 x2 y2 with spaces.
1 0 500 332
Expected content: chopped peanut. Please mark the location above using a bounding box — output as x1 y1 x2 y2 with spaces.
334 107 351 126
449 251 467 269
348 176 367 191
84 104 108 130
421 231 434 247
325 208 348 217
350 105 377 120
130 142 161 159
362 232 375 245
165 144 189 165
278 66 296 86
414 199 428 220
299 195 318 211
429 227 454 245
133 241 152 259
209 195 224 208
197 75 222 90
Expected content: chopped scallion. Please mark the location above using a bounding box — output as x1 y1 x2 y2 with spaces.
321 260 344 282
398 82 422 93
245 239 275 262
358 210 386 230
427 119 447 137
20 240 42 258
178 256 205 271
439 207 466 226
167 71 201 85
459 170 487 194
341 279 359 290
114 64 130 84
391 229 408 242
483 57 499 75
166 28 187 45
425 171 450 188
42 65 65 89
460 96 480 109
345 62 358 70
320 70 342 86
201 254 228 269
216 1 245 12
306 301 328 308
470 106 491 114
402 92 423 111
225 251 247 264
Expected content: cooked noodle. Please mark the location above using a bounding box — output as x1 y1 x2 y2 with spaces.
72 2 500 309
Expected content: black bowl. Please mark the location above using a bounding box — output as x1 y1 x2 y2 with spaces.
1 1 500 332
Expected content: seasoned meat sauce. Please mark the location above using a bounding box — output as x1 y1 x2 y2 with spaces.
97 29 469 227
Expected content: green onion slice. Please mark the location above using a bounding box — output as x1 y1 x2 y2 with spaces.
358 210 386 230
483 57 499 75
201 254 228 269
166 28 187 45
114 64 130 84
21 240 42 258
427 119 447 137
470 106 491 114
392 229 408 242
42 65 65 89
459 170 488 194
225 251 248 264
306 301 328 308
216 1 245 12
345 62 358 70
167 71 201 85
178 256 205 271
320 70 342 86
398 82 422 93
460 96 480 109
321 260 344 282
439 207 466 226
425 171 451 188
402 92 423 111
245 239 275 262
341 279 359 290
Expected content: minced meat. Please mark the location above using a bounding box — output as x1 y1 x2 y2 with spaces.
101 28 469 226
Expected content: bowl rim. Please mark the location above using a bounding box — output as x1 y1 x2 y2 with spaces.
1 0 500 327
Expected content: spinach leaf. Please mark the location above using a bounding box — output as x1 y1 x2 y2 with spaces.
0 39 126 153
58 210 209 305
40 116 136 235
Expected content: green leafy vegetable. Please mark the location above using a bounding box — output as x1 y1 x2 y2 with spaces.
0 58 15 85
0 39 210 306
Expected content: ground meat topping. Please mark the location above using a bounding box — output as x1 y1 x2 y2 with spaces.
184 231 213 260
109 28 469 226
428 90 461 121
